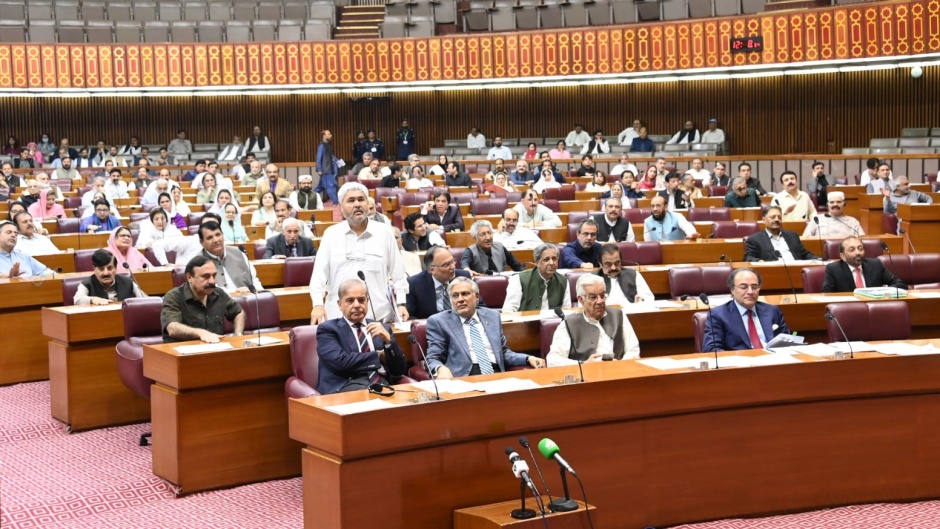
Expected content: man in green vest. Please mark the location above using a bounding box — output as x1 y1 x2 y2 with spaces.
502 243 571 313
546 274 641 367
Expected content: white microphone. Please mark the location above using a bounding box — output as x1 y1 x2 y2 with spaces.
505 448 538 495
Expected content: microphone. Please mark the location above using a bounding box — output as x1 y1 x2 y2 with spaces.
538 438 576 476
555 307 584 383
121 262 143 293
880 242 900 299
505 448 538 496
700 293 719 369
823 213 860 236
52 266 62 279
773 250 799 304
357 270 380 322
812 216 825 258
824 312 854 359
408 334 441 401
519 437 553 505
899 228 917 254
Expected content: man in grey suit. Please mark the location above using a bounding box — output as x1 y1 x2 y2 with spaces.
426 277 544 378
263 217 317 259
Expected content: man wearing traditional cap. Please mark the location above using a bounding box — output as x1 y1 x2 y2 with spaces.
802 191 864 238
289 174 323 211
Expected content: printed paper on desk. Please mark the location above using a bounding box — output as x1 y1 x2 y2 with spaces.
788 343 839 357
473 378 543 394
174 342 234 355
765 333 805 349
410 379 480 394
829 341 877 353
811 295 859 303
874 343 940 356
241 336 283 346
325 399 398 415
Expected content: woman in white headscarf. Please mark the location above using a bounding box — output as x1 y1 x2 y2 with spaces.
136 207 183 249
141 178 180 206
170 185 191 217
207 188 242 216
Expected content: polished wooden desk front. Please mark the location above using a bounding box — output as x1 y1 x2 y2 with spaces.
897 204 940 254
0 277 65 385
289 344 940 529
454 500 595 529
144 332 303 494
42 304 149 431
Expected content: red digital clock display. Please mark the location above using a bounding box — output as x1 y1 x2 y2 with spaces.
730 36 764 53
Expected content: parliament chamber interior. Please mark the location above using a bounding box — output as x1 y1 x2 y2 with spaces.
2 0 940 528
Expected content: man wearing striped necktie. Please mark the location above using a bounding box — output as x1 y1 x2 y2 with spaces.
426 277 544 379
702 268 791 352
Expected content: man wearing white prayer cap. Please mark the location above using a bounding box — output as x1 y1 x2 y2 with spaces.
802 190 865 238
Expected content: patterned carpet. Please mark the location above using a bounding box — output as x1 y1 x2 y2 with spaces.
3 380 940 529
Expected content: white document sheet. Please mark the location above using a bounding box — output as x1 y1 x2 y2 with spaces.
409 379 480 395
873 343 940 356
787 343 840 357
325 399 398 415
473 378 543 393
174 342 234 355
829 341 877 353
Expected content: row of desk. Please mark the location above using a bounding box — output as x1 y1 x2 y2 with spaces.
36 292 940 497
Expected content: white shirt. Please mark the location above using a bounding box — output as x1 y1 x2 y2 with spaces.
603 215 636 242
73 280 145 305
82 189 113 208
487 146 513 160
310 219 407 322
190 173 234 191
219 143 246 162
532 178 561 195
358 167 382 180
467 133 486 149
580 140 611 155
606 271 655 305
460 312 497 365
700 128 725 145
400 249 422 277
495 226 543 250
642 212 697 240
766 229 795 262
204 248 263 294
289 190 324 211
105 180 129 199
803 214 863 238
859 170 875 187
136 220 184 249
686 168 712 186
405 178 433 190
15 233 60 255
95 155 127 167
611 163 639 177
503 272 572 312
565 130 591 148
265 221 314 240
512 203 562 228
617 127 639 146
546 311 641 367
151 234 203 266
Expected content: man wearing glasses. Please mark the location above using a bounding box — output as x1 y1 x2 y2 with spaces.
406 246 471 320
702 268 790 352
724 176 762 208
546 274 640 367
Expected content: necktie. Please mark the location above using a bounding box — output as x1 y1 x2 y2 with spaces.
467 318 494 375
853 267 864 289
485 251 498 273
353 323 368 352
440 284 451 310
747 310 763 349
287 244 296 257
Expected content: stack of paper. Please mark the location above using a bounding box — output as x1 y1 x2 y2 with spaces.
174 342 234 355
873 343 940 356
326 399 398 415
473 378 543 393
409 379 480 395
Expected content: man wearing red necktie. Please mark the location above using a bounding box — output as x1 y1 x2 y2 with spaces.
702 268 791 352
822 236 907 293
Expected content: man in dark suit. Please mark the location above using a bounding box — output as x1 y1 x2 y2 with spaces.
443 162 472 187
406 246 471 320
315 278 407 394
744 205 819 262
592 198 635 242
822 236 907 292
263 218 316 259
657 173 692 210
424 190 465 233
426 277 544 378
702 268 791 352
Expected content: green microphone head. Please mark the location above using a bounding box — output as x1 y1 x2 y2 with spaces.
538 438 559 459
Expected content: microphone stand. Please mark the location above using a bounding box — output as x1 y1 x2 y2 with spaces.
812 216 825 258
880 242 900 299
357 270 380 322
699 293 719 369
773 250 799 304
899 228 917 254
550 465 579 513
407 334 441 401
825 312 854 359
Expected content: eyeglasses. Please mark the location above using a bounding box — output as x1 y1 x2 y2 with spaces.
431 260 455 268
734 284 761 292
734 187 747 192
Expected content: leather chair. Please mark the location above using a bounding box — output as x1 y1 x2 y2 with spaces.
74 249 97 272
285 325 321 398
688 207 731 222
825 301 911 342
566 224 579 243
234 291 282 334
450 192 475 206
567 270 589 304
253 241 266 260
877 253 940 289
61 275 89 306
471 197 508 216
619 241 662 265
129 212 149 223
171 267 187 287
188 212 205 226
692 311 708 353
567 211 589 226
114 297 164 445
823 239 883 260
801 266 826 294
474 275 509 310
64 196 82 210
359 179 380 190
882 214 898 235
283 256 315 287
540 318 561 359
505 192 523 202
711 221 760 239
399 192 430 207
668 266 733 299
622 208 651 224
709 185 728 197
408 320 431 381
543 185 575 201
542 198 560 212
375 187 406 208
57 217 81 234
449 247 465 267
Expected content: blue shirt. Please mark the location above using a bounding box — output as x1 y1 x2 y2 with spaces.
0 249 52 277
630 137 654 152
733 300 767 348
80 215 122 233
560 241 601 269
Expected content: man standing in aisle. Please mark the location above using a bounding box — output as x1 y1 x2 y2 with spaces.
396 119 416 161
310 182 409 324
315 129 338 205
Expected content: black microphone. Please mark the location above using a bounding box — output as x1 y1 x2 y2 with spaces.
812 216 825 257
52 266 63 279
823 213 860 236
519 436 553 505
228 219 234 228
555 307 584 383
408 334 441 401
244 281 263 346
699 293 719 369
824 312 854 359
121 262 143 294
899 228 917 254
880 242 900 299
773 250 799 304
357 270 380 322
505 447 539 496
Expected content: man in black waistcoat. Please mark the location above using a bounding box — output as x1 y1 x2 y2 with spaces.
73 249 146 305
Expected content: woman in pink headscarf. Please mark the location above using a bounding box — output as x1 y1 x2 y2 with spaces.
27 188 66 221
106 226 151 270
26 142 44 165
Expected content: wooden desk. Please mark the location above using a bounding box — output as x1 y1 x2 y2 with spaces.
454 500 595 529
144 332 303 494
34 252 78 274
42 304 149 431
858 193 886 235
289 344 940 529
50 232 111 251
897 204 940 253
0 277 64 385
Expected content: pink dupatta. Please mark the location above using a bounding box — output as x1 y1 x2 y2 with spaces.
106 228 150 270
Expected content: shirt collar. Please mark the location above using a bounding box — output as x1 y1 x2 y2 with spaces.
734 300 755 317
765 229 782 240
581 310 606 325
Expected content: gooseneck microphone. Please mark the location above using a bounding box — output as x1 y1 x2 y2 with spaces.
812 216 825 258
699 293 719 369
408 334 440 401
520 436 553 505
538 438 579 513
823 213 860 236
244 281 263 346
773 250 799 304
824 312 854 359
356 270 379 322
899 228 917 254
121 262 143 294
880 242 900 298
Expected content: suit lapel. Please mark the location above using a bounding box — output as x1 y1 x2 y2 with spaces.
725 302 752 347
479 310 504 371
756 304 775 341
447 311 472 362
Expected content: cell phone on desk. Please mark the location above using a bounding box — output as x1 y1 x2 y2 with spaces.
602 353 614 361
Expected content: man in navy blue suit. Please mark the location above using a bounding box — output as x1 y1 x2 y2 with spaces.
315 278 407 394
702 268 790 352
405 246 471 320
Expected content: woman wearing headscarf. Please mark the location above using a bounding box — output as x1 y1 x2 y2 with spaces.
136 208 183 249
106 226 151 270
157 192 187 230
170 186 191 217
80 199 122 233
221 203 249 244
27 188 66 221
207 188 242 216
